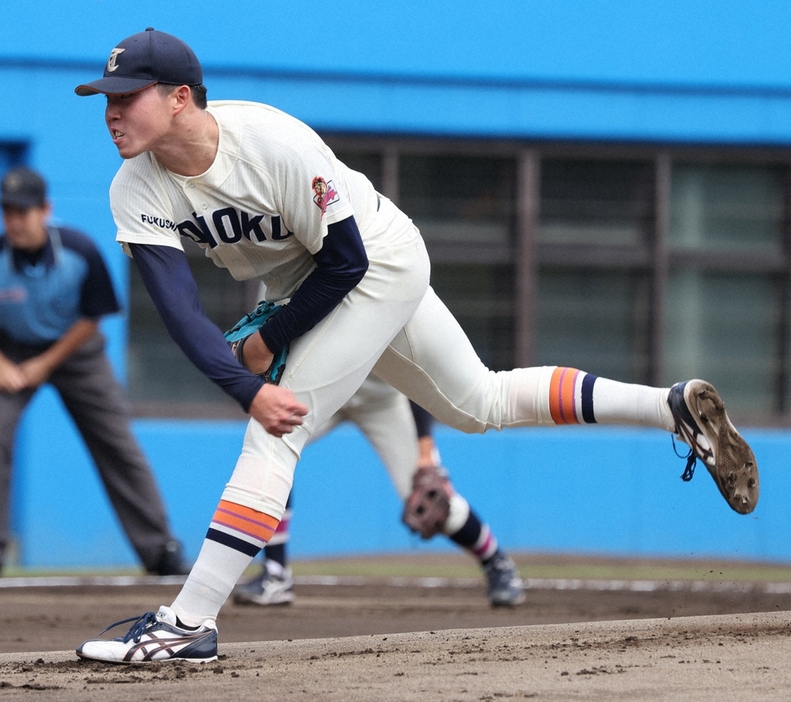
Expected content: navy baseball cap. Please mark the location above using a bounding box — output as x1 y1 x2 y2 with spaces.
74 27 203 97
1 167 47 209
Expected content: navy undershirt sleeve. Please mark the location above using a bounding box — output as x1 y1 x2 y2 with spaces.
410 402 435 439
258 215 368 353
129 243 264 411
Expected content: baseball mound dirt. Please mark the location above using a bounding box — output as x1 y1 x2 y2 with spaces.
1 553 791 700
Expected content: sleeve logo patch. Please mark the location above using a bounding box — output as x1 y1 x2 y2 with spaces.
311 177 339 215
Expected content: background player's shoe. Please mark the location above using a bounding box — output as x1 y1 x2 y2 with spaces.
668 379 759 515
76 605 217 663
484 551 525 607
233 561 295 606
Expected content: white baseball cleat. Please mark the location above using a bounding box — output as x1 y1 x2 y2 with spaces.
76 605 218 663
233 561 295 606
484 552 526 607
668 379 759 515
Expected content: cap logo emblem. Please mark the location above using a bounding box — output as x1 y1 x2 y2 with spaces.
106 48 125 73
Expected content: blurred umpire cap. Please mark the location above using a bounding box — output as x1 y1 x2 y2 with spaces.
1 167 47 210
74 27 203 96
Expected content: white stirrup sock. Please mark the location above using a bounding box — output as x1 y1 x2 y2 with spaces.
592 377 675 430
508 366 674 430
171 539 255 627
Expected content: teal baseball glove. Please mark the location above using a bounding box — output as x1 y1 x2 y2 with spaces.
224 301 289 385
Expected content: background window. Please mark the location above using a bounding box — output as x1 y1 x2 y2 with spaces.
535 269 650 383
399 155 515 248
429 263 515 371
663 271 777 413
539 159 654 246
333 150 384 192
399 154 517 369
535 158 655 383
670 164 784 252
664 163 786 414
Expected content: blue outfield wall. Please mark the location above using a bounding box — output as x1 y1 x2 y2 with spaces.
11 387 787 569
4 2 791 569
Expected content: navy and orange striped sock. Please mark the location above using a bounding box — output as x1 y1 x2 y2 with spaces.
171 499 283 626
206 499 280 556
548 367 597 425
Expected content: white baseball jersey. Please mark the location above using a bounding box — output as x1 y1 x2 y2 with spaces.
111 100 389 301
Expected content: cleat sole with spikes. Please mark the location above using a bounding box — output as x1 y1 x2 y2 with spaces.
671 379 759 515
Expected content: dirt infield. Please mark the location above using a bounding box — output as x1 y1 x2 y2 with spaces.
1 554 791 700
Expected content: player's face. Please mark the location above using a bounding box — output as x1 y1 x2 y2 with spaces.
104 85 174 159
2 204 50 252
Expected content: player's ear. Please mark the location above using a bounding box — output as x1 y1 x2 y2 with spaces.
170 85 192 114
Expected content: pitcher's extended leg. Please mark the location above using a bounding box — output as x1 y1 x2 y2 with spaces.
374 287 758 514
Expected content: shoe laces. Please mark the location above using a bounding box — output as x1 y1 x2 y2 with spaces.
98 611 159 643
670 390 713 482
672 435 697 482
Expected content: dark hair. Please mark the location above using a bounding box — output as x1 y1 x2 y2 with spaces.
191 84 208 109
156 82 208 109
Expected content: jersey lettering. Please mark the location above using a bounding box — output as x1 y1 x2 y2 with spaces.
271 216 291 241
175 210 293 248
141 214 178 231
213 207 243 244
241 212 267 242
177 217 214 246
